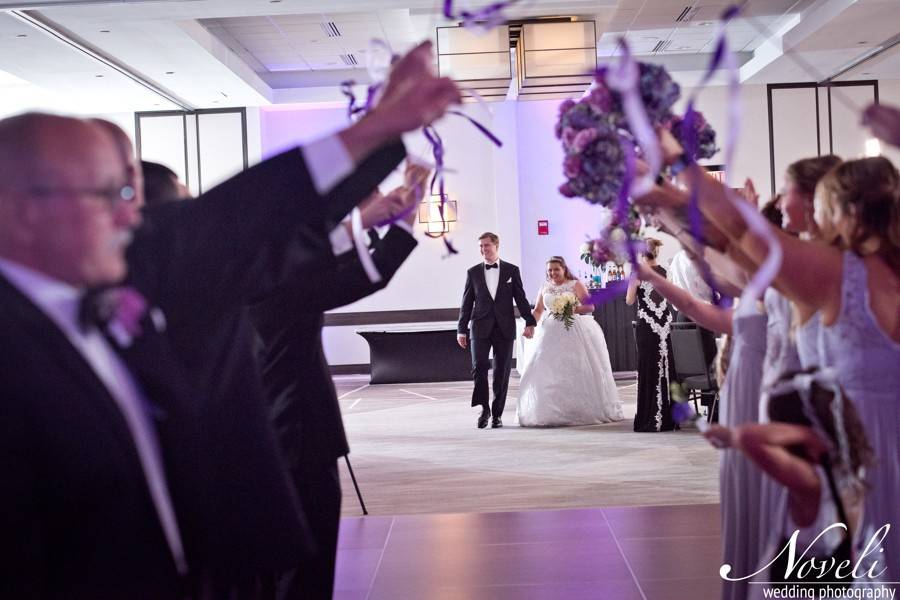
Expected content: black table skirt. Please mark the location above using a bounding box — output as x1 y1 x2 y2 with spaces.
592 296 638 372
358 329 472 384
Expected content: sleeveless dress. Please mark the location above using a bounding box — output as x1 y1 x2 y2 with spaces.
719 307 768 600
633 266 676 432
818 251 900 581
796 312 821 369
517 280 623 427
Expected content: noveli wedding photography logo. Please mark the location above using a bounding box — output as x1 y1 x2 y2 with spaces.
720 523 896 599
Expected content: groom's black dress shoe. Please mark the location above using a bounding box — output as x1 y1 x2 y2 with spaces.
477 410 490 429
491 418 503 428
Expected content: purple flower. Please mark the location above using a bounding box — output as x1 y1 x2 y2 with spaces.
558 98 576 116
563 154 583 178
561 127 577 147
671 111 719 160
572 128 599 153
558 182 576 197
115 287 147 337
671 400 697 425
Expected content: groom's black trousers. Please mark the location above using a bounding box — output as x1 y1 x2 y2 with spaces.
470 322 515 416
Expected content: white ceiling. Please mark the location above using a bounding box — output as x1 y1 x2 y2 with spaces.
0 0 898 116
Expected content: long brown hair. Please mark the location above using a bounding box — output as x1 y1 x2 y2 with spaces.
786 155 842 197
815 156 900 272
546 256 576 281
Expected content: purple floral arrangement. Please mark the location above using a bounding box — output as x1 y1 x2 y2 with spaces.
670 111 719 160
556 62 681 207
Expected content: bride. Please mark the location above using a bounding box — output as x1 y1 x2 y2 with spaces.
517 256 624 427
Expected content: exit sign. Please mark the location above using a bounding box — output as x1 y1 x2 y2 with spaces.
537 220 549 235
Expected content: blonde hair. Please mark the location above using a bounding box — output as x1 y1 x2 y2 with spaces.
815 156 900 272
546 256 576 281
478 232 499 245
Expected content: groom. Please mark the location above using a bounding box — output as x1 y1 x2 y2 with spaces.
457 232 535 429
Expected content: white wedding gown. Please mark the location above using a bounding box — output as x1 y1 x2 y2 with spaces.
517 280 624 427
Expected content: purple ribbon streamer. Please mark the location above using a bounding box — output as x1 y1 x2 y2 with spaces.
447 110 503 147
444 0 523 32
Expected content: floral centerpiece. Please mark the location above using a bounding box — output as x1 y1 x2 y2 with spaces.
549 291 579 330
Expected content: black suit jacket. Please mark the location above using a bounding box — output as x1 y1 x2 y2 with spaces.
0 276 201 599
249 225 417 470
0 141 406 595
458 261 535 340
126 142 406 579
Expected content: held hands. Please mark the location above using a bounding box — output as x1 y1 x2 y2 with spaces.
523 325 535 339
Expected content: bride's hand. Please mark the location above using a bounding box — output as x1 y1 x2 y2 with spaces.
522 325 535 339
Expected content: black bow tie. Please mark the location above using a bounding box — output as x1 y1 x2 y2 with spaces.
485 263 498 270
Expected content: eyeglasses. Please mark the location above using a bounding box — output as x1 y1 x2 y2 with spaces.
24 184 136 207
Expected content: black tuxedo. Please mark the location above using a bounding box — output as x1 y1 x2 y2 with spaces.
127 142 406 585
249 225 417 599
0 276 200 599
0 141 406 597
457 261 535 415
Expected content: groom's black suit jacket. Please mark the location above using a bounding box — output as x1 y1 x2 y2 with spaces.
0 142 405 597
458 261 535 340
250 225 417 469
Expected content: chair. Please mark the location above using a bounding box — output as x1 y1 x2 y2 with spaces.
670 322 719 422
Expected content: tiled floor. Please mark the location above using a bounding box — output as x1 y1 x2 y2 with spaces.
334 503 722 600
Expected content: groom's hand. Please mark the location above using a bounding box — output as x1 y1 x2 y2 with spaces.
457 334 468 349
523 326 535 339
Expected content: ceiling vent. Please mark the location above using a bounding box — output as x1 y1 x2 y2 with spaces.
320 22 341 37
675 6 698 22
339 53 359 66
652 40 672 53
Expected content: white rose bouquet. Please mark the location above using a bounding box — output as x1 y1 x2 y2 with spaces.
549 291 579 330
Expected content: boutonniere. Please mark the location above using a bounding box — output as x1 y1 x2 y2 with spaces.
80 286 166 347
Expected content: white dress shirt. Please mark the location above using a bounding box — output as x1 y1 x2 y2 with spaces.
0 258 188 575
484 260 501 299
668 250 713 306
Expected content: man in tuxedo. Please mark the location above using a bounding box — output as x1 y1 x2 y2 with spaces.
249 168 426 599
457 232 535 428
0 41 459 598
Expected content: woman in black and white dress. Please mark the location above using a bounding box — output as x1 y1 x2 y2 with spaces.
626 239 676 432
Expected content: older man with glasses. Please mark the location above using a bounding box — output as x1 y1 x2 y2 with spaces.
0 41 459 598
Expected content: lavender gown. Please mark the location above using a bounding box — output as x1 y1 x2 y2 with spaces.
818 252 900 581
719 308 768 600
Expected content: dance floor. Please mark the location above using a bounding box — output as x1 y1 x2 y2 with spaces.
330 375 723 598
333 503 722 599
334 374 719 516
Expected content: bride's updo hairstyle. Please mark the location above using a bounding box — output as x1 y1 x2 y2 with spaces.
642 238 663 260
815 156 900 271
546 256 577 281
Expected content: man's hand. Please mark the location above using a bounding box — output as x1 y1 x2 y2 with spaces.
658 126 684 166
339 42 461 163
738 178 758 206
523 325 535 339
358 190 394 230
457 334 468 349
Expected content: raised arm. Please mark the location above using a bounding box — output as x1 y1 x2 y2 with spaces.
636 129 842 316
625 273 639 305
636 263 733 334
734 423 825 528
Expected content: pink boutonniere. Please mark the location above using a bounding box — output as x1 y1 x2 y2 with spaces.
82 286 166 347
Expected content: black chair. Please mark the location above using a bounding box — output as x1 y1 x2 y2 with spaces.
670 322 719 422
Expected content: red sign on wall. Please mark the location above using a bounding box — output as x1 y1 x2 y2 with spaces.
537 220 549 235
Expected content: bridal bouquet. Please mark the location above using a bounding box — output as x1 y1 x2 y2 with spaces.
549 292 579 330
670 111 719 160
